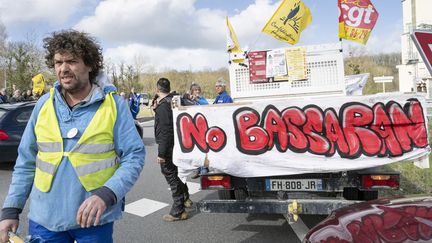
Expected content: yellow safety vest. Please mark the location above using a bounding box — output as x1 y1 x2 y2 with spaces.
34 88 119 192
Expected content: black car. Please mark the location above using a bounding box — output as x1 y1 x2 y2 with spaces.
0 101 36 163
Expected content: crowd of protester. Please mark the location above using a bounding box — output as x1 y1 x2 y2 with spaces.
0 86 38 104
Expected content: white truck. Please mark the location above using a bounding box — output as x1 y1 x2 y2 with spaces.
173 42 429 223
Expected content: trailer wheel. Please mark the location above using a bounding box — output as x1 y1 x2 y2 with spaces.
218 190 235 200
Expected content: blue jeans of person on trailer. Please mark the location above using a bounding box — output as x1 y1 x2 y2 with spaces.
29 220 113 243
198 166 209 175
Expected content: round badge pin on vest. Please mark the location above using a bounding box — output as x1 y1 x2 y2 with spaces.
67 128 78 138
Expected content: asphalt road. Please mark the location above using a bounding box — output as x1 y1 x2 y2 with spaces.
0 120 325 243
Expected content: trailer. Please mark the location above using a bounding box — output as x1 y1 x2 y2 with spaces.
172 42 429 223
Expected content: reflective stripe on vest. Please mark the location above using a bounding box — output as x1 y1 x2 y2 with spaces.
37 141 62 153
72 143 115 154
34 88 118 192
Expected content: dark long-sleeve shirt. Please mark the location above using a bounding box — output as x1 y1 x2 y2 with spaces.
154 93 174 159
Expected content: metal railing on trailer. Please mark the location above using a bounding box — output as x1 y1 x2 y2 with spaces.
228 42 346 102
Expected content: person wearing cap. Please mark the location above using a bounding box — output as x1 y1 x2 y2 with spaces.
0 30 145 243
213 77 233 104
153 77 191 222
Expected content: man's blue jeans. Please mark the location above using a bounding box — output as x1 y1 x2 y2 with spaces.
29 220 113 243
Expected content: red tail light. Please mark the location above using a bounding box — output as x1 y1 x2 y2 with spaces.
362 175 400 189
0 130 9 140
201 175 232 190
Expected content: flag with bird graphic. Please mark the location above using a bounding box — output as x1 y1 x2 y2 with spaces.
261 0 312 45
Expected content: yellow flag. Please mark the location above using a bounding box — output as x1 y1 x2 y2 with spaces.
261 0 312 45
32 73 46 96
226 17 242 53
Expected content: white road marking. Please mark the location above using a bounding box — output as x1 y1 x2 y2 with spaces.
125 198 168 217
290 217 310 242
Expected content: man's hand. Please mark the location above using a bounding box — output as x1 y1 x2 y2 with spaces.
157 156 166 164
76 195 106 228
0 219 18 243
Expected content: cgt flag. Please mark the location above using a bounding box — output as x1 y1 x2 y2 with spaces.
261 0 312 45
338 0 379 44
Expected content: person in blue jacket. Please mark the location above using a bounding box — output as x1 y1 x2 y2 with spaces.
188 83 208 105
213 77 233 104
0 30 145 243
191 79 233 179
187 83 209 179
128 87 141 120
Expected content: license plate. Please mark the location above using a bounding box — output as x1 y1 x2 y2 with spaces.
265 179 323 191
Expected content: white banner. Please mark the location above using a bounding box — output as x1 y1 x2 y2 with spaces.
345 73 369 96
173 93 430 177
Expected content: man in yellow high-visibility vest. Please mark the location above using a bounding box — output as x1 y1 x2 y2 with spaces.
0 30 145 243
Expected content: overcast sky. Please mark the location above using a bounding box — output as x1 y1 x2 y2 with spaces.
0 0 402 71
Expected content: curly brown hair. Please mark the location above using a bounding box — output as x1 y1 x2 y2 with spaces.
43 29 103 83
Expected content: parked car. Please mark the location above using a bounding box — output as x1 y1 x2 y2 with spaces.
140 93 149 106
0 101 36 163
304 196 432 243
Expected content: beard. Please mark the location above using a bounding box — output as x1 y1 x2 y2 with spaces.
59 74 91 95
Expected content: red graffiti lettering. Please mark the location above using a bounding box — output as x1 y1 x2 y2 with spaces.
234 108 269 155
371 103 402 156
324 109 349 157
282 107 308 152
342 103 381 157
176 113 226 152
262 106 288 151
206 127 226 152
177 113 208 152
389 100 428 152
176 99 428 159
303 106 330 155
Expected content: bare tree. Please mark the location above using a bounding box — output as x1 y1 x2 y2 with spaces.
0 19 8 89
4 39 45 92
